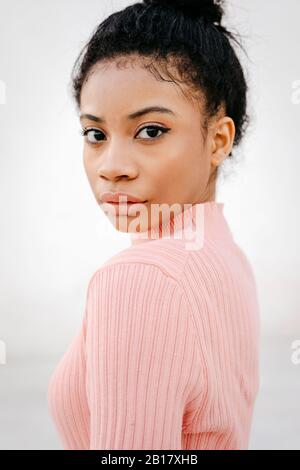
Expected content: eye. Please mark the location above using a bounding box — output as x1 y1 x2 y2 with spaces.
79 128 105 144
135 125 171 140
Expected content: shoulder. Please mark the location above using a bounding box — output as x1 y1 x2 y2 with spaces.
84 258 200 357
88 239 192 290
87 256 181 300
86 235 234 297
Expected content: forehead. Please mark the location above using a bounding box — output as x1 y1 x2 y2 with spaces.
80 57 202 118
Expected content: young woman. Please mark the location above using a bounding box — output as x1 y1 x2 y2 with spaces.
47 0 260 450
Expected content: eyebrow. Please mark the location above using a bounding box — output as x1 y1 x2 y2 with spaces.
79 106 176 123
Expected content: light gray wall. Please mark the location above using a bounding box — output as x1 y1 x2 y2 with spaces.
0 0 299 449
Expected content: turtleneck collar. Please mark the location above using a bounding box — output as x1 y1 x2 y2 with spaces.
129 200 232 248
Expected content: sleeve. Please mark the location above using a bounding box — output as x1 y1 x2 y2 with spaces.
84 261 201 450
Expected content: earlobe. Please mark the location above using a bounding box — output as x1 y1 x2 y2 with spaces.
211 150 227 167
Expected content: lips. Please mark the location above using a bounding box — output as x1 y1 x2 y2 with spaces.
99 191 147 216
100 191 146 204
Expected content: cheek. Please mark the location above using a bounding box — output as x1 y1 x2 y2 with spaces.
83 153 96 187
82 151 88 172
146 155 187 201
83 150 94 175
158 148 209 197
183 154 210 188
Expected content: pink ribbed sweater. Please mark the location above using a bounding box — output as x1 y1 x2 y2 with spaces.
47 201 260 450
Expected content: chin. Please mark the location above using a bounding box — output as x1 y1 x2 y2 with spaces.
112 214 151 234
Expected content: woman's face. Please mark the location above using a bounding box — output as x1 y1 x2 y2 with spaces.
80 57 233 233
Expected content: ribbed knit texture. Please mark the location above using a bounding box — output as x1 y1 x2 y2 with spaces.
47 201 260 450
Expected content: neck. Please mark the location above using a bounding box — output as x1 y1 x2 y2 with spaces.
130 200 232 247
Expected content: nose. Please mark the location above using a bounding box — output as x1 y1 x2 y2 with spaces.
96 147 138 181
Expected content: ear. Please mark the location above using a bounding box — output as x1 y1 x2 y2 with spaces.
210 116 235 167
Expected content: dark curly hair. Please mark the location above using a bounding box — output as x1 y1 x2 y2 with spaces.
70 0 250 159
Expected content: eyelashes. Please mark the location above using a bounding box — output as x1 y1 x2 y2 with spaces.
79 124 171 145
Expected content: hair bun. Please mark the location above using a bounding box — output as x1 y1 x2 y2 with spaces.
143 0 224 25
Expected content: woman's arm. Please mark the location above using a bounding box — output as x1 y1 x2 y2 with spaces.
84 261 201 450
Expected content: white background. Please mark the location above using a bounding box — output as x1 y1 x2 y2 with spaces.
0 0 299 449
